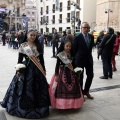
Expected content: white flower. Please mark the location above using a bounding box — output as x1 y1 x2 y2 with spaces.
15 64 26 71
74 67 83 73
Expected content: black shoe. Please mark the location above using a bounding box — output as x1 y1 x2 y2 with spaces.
108 76 112 79
99 76 108 79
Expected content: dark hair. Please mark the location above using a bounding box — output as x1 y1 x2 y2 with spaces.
99 31 104 37
22 31 43 54
57 40 73 57
63 31 66 35
107 27 114 34
116 31 120 36
66 34 74 41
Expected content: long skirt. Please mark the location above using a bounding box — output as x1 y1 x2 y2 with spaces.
1 62 50 119
49 67 84 109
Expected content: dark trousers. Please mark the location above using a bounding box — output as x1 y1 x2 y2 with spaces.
52 42 58 56
79 61 94 94
102 53 112 77
2 39 5 46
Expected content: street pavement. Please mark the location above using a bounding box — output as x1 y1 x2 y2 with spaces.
0 43 120 120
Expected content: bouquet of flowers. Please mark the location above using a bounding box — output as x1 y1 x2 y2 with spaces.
15 64 26 73
74 67 83 79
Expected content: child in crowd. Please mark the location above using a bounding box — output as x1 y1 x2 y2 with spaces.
49 40 84 109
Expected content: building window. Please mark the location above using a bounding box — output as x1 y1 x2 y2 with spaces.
41 7 43 15
40 28 43 34
67 13 70 23
59 2 62 12
52 28 55 33
52 15 55 24
32 19 35 21
76 11 80 22
46 6 49 14
76 0 80 4
59 27 62 33
67 1 71 10
40 17 43 25
59 14 62 23
40 0 43 2
46 28 49 32
46 16 49 24
17 8 20 17
52 4 55 13
32 12 34 15
66 27 71 30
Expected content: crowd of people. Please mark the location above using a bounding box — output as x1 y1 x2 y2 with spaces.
0 22 120 119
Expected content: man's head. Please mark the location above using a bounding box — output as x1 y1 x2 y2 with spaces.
54 29 57 33
66 29 71 35
107 27 114 34
81 22 90 34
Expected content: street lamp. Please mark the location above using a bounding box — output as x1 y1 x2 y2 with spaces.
71 1 81 32
105 9 113 29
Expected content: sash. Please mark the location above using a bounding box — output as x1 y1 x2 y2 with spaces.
21 42 46 77
57 52 73 71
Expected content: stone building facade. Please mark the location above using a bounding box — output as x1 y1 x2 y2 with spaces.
25 0 37 30
36 0 97 33
0 0 26 31
96 0 120 31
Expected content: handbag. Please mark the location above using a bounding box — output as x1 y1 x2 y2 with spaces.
97 34 114 59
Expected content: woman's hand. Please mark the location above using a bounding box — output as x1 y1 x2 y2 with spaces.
16 71 21 78
67 63 73 71
55 75 60 82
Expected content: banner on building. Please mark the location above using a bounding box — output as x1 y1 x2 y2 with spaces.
0 8 5 12
22 16 28 31
55 0 59 11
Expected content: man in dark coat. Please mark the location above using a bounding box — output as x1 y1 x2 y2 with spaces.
73 22 94 99
98 27 116 79
2 32 6 46
51 29 59 58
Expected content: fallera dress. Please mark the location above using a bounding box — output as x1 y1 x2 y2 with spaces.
1 42 50 119
49 51 84 109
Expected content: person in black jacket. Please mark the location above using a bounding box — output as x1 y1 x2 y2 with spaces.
73 22 94 99
2 31 6 46
98 27 116 79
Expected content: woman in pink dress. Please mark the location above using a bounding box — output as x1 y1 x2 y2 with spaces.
112 32 120 71
49 40 84 109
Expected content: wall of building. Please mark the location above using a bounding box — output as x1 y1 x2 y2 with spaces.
0 0 26 31
36 0 97 33
96 0 120 31
25 0 37 30
80 0 97 30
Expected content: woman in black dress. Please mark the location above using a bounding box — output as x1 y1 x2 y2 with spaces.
1 29 50 119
